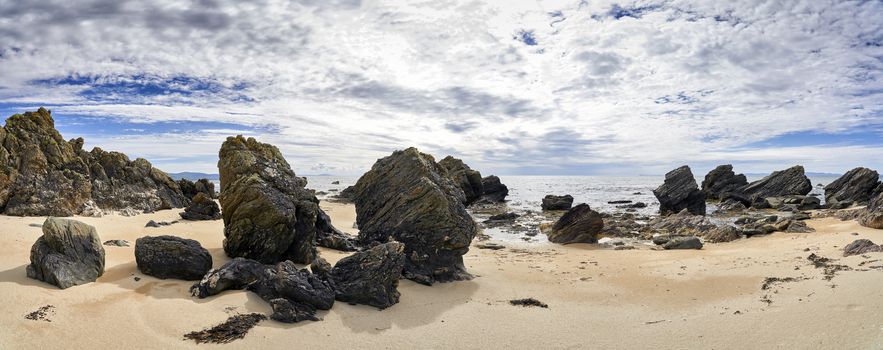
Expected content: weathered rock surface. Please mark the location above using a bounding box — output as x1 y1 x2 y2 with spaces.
546 204 604 244
859 192 883 229
330 242 405 309
648 209 717 236
178 178 217 200
315 208 358 251
218 136 320 264
704 225 742 243
353 147 478 285
180 192 221 221
653 166 706 215
843 239 883 257
701 165 748 199
135 235 212 280
81 146 188 212
541 195 574 211
661 236 703 250
738 165 812 202
439 156 484 205
825 167 879 207
480 175 509 203
26 218 105 289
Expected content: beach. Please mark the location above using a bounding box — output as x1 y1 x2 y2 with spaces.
2 202 883 349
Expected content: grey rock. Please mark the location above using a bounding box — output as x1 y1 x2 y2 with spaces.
825 167 879 207
704 226 742 243
859 192 883 229
662 236 703 250
26 218 105 289
439 156 484 205
330 242 405 309
179 192 221 221
541 195 574 211
738 166 812 202
701 165 748 199
480 175 509 203
135 235 212 280
653 166 706 215
546 204 604 244
843 239 883 257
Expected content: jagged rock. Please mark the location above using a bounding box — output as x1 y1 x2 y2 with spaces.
146 220 161 228
545 204 604 244
191 258 271 298
702 165 748 199
330 242 405 309
738 166 812 202
859 192 883 229
616 202 647 209
334 186 355 202
103 239 130 247
118 207 139 217
843 239 883 257
704 226 741 243
135 235 212 280
353 147 478 285
484 212 519 224
310 256 332 280
480 175 509 203
662 236 703 250
648 209 717 236
80 200 104 217
439 156 484 205
178 178 217 200
218 136 320 264
713 199 747 214
180 192 221 221
315 208 358 251
825 167 879 207
541 195 574 211
784 220 815 233
26 218 105 289
653 166 706 215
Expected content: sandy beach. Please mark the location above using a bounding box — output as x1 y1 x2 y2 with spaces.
1 202 881 349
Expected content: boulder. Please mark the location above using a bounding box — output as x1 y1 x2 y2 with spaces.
843 239 883 257
315 208 358 251
648 209 717 236
480 175 509 203
653 166 706 215
859 192 883 229
190 258 271 298
704 225 741 243
701 165 748 199
824 167 879 207
784 220 814 233
178 178 217 200
545 204 604 244
179 192 221 221
662 236 703 250
738 165 812 202
541 195 574 211
26 218 105 289
353 147 478 285
218 136 320 264
330 242 405 309
438 156 484 205
135 235 212 280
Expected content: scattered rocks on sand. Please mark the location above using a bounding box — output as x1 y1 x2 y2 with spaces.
24 305 55 322
352 147 478 285
330 242 405 309
824 167 879 208
26 218 105 289
843 239 883 257
704 225 742 243
180 192 221 221
738 165 812 203
480 175 509 203
315 208 358 251
184 313 267 344
135 235 212 280
653 166 706 216
701 164 748 199
510 298 548 308
859 192 883 229
103 239 130 247
545 204 604 244
541 195 574 211
439 156 484 205
218 136 321 264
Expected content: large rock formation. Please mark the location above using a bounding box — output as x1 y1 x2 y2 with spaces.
545 204 604 244
178 178 217 200
825 167 880 207
701 165 748 199
438 156 484 205
859 192 883 229
315 208 358 251
26 218 105 289
653 166 706 215
218 136 321 264
738 165 812 201
353 147 478 285
0 108 187 216
135 235 212 280
180 192 221 220
542 194 574 211
330 242 405 309
480 175 509 203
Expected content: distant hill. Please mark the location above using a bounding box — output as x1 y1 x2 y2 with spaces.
167 172 220 181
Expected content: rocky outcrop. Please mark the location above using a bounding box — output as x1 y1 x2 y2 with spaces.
135 235 212 280
824 167 879 207
439 156 484 205
180 192 221 221
218 136 320 264
545 204 604 244
353 147 478 285
26 218 105 289
704 225 742 243
541 195 574 211
480 175 509 203
859 192 883 229
701 165 748 199
843 239 883 257
315 208 358 251
330 242 405 309
648 209 718 236
738 165 812 202
653 166 706 215
178 178 217 200
0 108 187 216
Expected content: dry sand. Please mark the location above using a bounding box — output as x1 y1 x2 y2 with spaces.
2 203 883 349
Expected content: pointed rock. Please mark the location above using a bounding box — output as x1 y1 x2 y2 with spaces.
653 166 706 215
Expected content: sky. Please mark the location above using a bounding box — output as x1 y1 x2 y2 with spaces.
0 0 881 176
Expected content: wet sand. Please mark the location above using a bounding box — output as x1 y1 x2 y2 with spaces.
2 203 883 349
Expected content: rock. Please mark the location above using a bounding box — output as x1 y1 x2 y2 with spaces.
180 192 221 221
480 175 509 203
118 207 139 217
859 192 883 229
26 218 105 288
608 200 632 204
310 256 332 280
738 166 812 203
438 156 484 205
545 204 604 244
704 226 742 243
353 147 478 285
662 236 703 250
330 242 405 309
784 220 815 233
218 136 320 264
331 181 340 185
714 199 747 214
331 186 355 203
146 220 161 228
475 242 506 250
315 208 358 251
268 298 319 323
135 235 212 280
178 178 217 200
701 165 748 199
825 167 879 207
616 202 647 209
248 260 335 312
80 200 104 217
191 258 271 298
103 239 130 247
485 212 519 222
541 195 574 211
843 239 883 257
81 146 188 213
648 209 717 236
653 166 706 215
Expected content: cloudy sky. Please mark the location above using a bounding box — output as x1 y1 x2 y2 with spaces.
0 0 881 176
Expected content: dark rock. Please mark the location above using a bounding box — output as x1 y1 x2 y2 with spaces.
738 166 812 202
485 212 519 222
331 181 340 185
704 226 741 243
353 147 478 285
330 242 405 309
825 167 879 207
135 235 212 280
859 192 883 229
180 192 221 221
315 208 358 251
843 239 883 257
103 239 130 247
310 256 332 280
616 202 647 209
480 175 509 203
249 260 335 312
701 165 748 199
784 220 814 233
648 209 717 236
81 146 188 213
653 166 706 215
331 186 355 203
714 200 747 214
438 156 484 205
191 258 271 298
662 236 703 250
268 298 319 323
541 195 574 211
608 200 632 204
792 212 811 221
546 204 604 244
218 136 320 264
510 298 548 308
26 218 105 289
178 178 217 200
146 220 161 228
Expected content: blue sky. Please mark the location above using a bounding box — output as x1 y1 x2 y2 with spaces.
0 0 882 176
